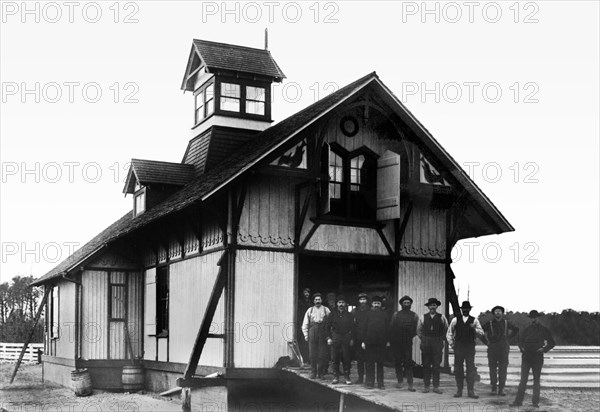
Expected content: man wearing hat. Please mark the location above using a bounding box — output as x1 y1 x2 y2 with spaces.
302 292 331 379
360 295 390 389
297 287 312 365
511 310 555 408
351 292 369 384
325 295 355 385
483 305 519 395
417 297 448 394
447 301 485 399
389 295 419 391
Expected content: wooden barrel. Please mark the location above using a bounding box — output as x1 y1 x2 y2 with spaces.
122 365 144 392
71 369 92 397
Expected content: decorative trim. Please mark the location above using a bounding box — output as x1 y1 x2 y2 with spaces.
339 115 359 137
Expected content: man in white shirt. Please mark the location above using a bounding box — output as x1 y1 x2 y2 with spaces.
302 292 331 379
447 301 485 399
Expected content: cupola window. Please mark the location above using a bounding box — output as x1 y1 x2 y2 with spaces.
220 83 241 112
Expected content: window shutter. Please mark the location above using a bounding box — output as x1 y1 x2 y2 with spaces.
144 269 156 336
51 286 59 338
318 143 331 215
376 150 401 220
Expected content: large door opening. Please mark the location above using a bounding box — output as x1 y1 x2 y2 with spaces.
299 255 396 312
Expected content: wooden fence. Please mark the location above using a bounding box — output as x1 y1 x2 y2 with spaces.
0 342 44 363
451 346 600 389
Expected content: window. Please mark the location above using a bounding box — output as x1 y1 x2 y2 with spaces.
220 82 241 112
109 272 126 320
156 266 169 336
322 144 377 219
134 190 146 216
195 83 215 123
50 286 59 339
246 86 266 115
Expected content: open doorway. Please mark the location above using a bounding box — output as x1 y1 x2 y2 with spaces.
299 255 396 313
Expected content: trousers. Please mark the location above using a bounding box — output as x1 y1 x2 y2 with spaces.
391 341 414 384
421 336 443 388
365 343 385 386
308 322 328 375
488 342 510 390
514 351 544 405
331 334 352 377
355 344 366 379
454 343 476 392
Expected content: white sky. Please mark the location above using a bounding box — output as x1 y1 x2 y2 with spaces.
1 1 598 314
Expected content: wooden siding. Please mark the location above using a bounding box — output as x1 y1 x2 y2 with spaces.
397 261 446 364
202 219 224 251
400 202 447 259
234 251 294 368
81 270 108 359
54 281 76 359
169 252 225 367
143 268 156 361
127 271 143 358
305 224 389 255
183 130 211 174
237 175 295 248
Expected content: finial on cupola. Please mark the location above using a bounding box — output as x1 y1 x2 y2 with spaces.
264 28 269 50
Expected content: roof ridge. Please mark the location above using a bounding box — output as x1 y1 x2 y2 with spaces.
193 38 270 53
131 158 195 167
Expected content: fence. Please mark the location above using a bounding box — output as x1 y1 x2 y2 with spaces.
0 342 44 362
451 346 600 389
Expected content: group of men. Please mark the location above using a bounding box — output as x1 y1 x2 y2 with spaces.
300 290 556 408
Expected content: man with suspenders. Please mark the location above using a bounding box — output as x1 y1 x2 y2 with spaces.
483 305 519 396
302 292 331 379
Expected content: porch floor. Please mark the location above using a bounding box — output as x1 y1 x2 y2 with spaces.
284 363 561 411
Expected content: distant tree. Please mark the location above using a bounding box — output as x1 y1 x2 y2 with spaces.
0 276 44 343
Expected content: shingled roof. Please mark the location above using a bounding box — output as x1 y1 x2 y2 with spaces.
32 70 514 286
123 159 195 194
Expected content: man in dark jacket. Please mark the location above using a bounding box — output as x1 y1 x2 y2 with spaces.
483 305 519 396
389 295 419 391
447 301 485 399
360 295 389 389
326 295 354 385
417 297 448 394
351 292 369 384
510 310 555 408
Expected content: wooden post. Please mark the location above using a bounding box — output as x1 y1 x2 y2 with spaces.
338 392 345 412
181 387 191 412
10 285 50 384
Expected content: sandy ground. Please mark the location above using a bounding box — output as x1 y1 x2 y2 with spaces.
0 362 183 412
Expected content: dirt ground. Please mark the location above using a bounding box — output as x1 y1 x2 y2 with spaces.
1 362 599 411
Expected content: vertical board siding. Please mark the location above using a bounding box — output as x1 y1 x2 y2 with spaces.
305 225 388 255
81 270 108 359
397 261 446 365
144 268 157 361
169 252 225 367
55 281 76 359
109 322 125 359
127 271 143 358
234 251 294 368
237 175 295 248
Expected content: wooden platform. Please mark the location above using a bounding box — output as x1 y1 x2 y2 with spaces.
284 364 562 412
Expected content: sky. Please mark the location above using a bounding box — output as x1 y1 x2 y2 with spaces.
1 1 599 314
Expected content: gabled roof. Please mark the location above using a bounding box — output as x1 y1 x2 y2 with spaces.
181 39 286 91
33 71 514 286
123 159 195 194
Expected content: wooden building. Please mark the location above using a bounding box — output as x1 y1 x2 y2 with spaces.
32 39 513 397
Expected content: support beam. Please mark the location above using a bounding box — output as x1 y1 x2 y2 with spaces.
10 285 50 384
176 377 227 388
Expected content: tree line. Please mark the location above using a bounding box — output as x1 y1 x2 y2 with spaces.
0 276 44 343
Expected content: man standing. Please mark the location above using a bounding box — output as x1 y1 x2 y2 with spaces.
326 296 354 385
417 297 448 394
361 296 389 389
447 301 485 399
351 292 369 384
389 295 419 391
302 293 331 379
483 305 518 396
297 287 312 365
511 310 555 408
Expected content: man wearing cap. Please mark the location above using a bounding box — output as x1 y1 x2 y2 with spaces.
511 310 555 408
417 297 448 394
325 295 355 385
302 293 331 379
297 287 312 365
351 292 369 384
447 301 485 399
360 296 390 389
389 295 419 391
483 305 519 396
